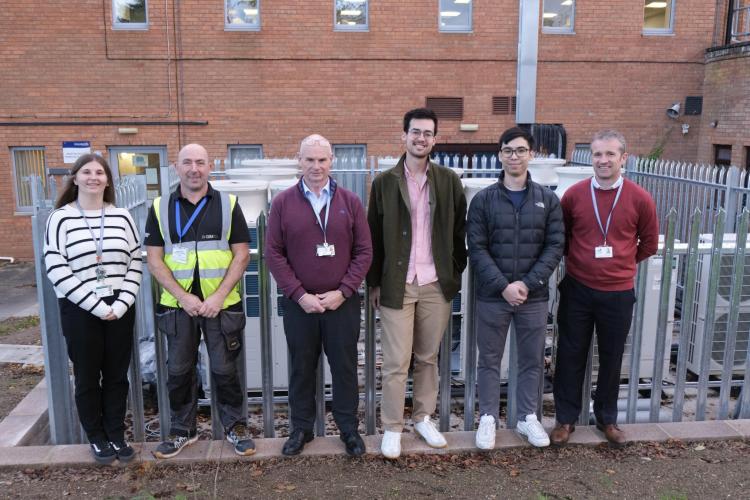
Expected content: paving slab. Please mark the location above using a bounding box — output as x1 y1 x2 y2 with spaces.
657 420 740 441
0 263 38 321
725 419 750 438
0 345 44 366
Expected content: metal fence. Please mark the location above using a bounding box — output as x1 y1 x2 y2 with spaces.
29 157 750 447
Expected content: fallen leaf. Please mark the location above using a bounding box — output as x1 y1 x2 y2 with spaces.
694 445 706 451
605 469 616 475
250 469 263 477
509 469 520 477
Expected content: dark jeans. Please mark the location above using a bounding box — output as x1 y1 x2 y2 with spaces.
59 296 135 443
553 275 636 425
282 294 360 434
156 306 246 434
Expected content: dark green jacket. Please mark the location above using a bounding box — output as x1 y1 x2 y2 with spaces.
366 155 467 309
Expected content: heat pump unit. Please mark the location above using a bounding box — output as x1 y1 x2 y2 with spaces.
591 252 677 380
201 225 332 394
687 234 750 376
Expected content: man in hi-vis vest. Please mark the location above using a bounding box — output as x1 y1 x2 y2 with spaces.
145 144 253 458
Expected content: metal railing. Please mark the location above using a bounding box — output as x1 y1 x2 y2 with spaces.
29 157 750 447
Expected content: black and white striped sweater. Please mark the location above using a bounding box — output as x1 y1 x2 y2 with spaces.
43 204 143 319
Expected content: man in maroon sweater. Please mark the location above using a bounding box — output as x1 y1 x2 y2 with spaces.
552 130 658 447
265 134 372 456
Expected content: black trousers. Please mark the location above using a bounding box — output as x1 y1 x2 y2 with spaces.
282 294 360 434
59 296 135 443
553 275 636 425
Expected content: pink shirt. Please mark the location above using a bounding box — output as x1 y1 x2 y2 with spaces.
404 165 438 285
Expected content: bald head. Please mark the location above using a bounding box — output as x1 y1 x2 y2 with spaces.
176 143 211 196
178 143 209 164
299 134 333 157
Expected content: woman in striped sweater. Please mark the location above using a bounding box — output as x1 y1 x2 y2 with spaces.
43 154 142 464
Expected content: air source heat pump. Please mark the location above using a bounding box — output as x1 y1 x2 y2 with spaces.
591 251 677 380
687 233 750 376
201 225 332 394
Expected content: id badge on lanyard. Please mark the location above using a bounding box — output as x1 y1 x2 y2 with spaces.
76 201 113 297
173 198 207 264
590 180 622 260
311 191 335 258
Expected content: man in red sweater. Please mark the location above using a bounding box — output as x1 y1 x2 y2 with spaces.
265 134 372 456
551 130 658 447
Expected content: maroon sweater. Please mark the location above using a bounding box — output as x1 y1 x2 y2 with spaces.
561 177 658 291
265 178 372 301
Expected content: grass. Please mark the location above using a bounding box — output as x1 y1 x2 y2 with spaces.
0 316 39 337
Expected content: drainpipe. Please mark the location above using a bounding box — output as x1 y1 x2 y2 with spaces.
516 0 540 125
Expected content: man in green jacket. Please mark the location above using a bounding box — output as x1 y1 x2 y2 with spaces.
367 108 467 459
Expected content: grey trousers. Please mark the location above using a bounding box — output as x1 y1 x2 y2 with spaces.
476 299 547 420
156 307 246 434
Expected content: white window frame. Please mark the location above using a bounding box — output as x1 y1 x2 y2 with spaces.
228 145 264 168
542 0 576 34
112 0 149 30
439 0 473 33
643 0 676 35
11 147 47 214
225 0 261 31
334 0 369 32
332 144 367 168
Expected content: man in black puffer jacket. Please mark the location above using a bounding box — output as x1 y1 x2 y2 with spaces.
467 127 564 450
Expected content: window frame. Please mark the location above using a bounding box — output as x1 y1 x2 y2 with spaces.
439 0 473 33
225 0 261 31
11 146 47 214
642 0 676 35
112 0 149 30
334 0 369 32
541 0 576 34
227 145 264 169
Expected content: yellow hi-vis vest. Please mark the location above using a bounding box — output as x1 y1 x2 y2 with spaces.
153 191 241 309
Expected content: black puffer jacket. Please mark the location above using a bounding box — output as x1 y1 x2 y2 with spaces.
466 172 564 303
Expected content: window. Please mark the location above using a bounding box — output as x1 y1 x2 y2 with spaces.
11 147 46 213
643 0 675 34
333 145 366 169
228 145 263 168
439 0 472 32
542 0 575 32
745 147 750 171
714 144 732 167
335 0 368 31
225 0 260 30
112 0 148 29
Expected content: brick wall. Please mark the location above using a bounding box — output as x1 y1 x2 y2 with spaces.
0 0 721 257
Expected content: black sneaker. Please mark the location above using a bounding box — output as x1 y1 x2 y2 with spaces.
110 440 136 462
90 441 117 465
226 423 256 456
153 431 198 459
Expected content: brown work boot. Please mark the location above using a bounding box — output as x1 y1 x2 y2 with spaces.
596 422 626 448
550 422 575 446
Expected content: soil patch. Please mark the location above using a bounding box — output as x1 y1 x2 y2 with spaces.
0 316 41 346
0 363 44 420
0 440 747 498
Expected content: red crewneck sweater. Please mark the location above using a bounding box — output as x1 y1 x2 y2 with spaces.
561 177 658 291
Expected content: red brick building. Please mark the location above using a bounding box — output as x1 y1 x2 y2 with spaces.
1 0 748 258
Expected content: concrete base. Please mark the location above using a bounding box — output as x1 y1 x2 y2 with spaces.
0 377 49 447
0 420 748 469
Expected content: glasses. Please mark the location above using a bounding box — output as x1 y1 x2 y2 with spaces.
408 129 435 139
500 147 530 158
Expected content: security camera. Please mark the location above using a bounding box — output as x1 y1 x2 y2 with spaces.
666 102 681 119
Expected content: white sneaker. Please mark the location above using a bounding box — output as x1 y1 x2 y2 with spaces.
475 414 496 450
516 414 550 447
381 431 402 459
414 416 447 448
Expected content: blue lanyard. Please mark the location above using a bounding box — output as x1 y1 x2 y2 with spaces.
175 198 207 244
590 179 623 245
75 201 106 263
